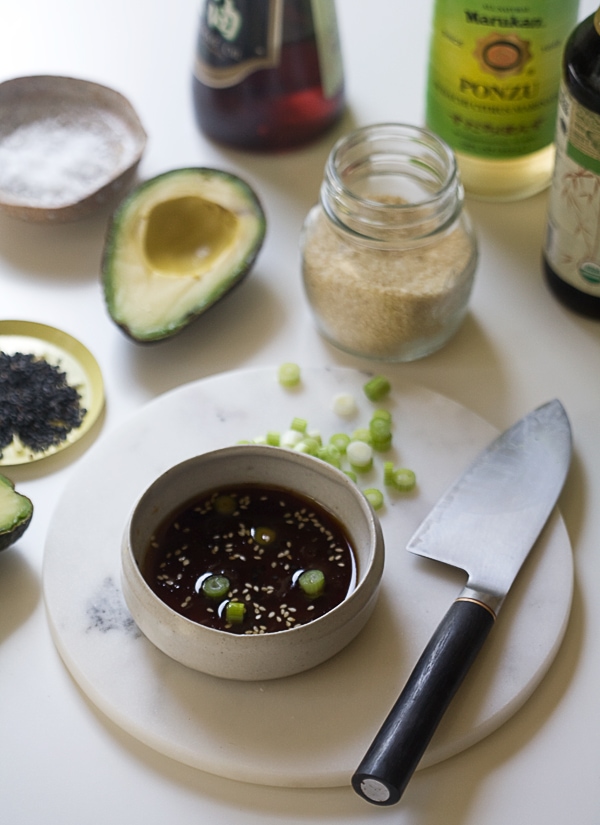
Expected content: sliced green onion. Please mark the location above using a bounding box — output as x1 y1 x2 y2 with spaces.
225 600 246 624
363 488 384 510
383 460 396 487
294 436 320 455
252 526 276 546
346 440 373 472
392 468 417 492
214 495 236 515
329 432 351 454
280 429 304 448
278 362 301 387
307 428 322 446
369 417 392 450
371 435 392 452
202 575 230 599
371 408 392 423
298 569 325 597
332 392 357 417
352 427 373 445
316 444 342 468
364 375 391 402
344 469 358 483
290 417 307 433
369 418 391 438
266 430 280 446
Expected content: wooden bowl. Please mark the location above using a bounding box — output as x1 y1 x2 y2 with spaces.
0 75 147 222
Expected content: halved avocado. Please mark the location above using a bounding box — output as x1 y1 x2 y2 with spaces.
0 473 33 552
102 167 266 342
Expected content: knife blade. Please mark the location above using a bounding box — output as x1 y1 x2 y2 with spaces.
352 399 572 807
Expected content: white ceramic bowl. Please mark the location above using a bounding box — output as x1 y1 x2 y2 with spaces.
121 445 384 681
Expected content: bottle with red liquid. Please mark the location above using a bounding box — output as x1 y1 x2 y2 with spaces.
192 0 345 151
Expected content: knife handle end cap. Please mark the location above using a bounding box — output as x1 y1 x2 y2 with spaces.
351 774 400 806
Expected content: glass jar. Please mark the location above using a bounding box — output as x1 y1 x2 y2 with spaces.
300 123 478 361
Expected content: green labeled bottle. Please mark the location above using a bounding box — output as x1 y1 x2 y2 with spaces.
425 0 580 201
543 8 600 318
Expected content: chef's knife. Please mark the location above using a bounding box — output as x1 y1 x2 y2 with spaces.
352 399 572 806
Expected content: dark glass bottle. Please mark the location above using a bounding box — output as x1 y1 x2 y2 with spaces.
543 8 600 317
192 0 345 151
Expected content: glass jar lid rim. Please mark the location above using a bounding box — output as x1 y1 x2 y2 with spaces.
326 122 459 208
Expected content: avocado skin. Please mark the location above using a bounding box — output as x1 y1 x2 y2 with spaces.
105 261 255 345
0 474 33 552
102 167 267 344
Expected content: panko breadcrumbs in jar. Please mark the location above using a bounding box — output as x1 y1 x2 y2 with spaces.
300 123 478 362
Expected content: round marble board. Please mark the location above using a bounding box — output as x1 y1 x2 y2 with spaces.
43 366 573 789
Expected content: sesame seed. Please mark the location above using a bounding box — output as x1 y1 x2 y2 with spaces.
145 484 354 634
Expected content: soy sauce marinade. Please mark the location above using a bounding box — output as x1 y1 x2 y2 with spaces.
142 484 356 634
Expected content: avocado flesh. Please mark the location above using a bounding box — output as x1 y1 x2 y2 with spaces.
0 474 33 551
102 168 266 343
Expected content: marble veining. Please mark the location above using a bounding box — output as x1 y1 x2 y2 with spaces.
86 576 140 637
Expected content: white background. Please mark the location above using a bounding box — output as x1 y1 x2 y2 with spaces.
0 1 599 822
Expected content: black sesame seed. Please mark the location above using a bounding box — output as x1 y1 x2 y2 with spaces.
0 351 86 456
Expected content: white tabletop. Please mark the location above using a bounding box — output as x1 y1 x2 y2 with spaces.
1 2 599 823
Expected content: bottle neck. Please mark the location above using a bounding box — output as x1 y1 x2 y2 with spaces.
320 123 464 248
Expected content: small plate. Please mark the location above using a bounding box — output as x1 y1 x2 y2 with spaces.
0 75 146 222
0 320 104 465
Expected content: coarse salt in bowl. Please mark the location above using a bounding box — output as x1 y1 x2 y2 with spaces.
121 445 385 681
0 75 146 222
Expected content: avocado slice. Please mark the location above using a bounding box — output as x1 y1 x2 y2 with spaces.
0 473 33 552
102 167 266 342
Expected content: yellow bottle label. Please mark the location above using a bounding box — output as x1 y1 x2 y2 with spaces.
426 0 579 159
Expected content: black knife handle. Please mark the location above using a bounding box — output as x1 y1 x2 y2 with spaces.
352 597 496 806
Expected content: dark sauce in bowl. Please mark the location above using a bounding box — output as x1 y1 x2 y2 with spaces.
142 483 356 634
